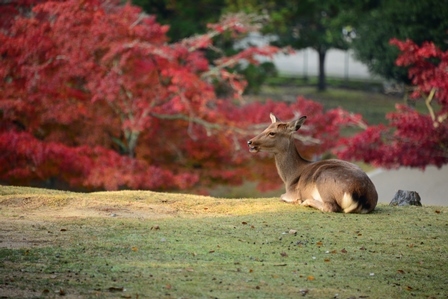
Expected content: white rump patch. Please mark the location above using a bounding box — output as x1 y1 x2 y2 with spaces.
341 192 359 213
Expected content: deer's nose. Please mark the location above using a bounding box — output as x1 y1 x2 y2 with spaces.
247 140 252 145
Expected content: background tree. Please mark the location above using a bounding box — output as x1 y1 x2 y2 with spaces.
0 0 362 192
350 0 448 84
132 0 276 95
226 0 358 91
131 0 225 41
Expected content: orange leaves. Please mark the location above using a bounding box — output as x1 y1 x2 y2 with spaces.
340 39 448 169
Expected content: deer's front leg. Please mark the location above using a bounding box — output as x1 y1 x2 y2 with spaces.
281 193 298 203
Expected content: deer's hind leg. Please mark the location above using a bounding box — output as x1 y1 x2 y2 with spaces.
301 199 341 213
299 186 341 212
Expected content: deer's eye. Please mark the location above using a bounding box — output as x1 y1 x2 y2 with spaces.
268 132 276 137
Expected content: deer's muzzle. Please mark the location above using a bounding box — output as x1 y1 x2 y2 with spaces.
247 140 259 153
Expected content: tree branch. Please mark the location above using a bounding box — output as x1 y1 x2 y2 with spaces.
149 112 322 145
424 88 437 125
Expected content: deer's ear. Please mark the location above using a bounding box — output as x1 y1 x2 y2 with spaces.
270 113 278 123
290 116 307 131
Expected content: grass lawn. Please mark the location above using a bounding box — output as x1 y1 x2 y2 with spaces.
257 84 420 126
257 76 428 125
1 185 447 298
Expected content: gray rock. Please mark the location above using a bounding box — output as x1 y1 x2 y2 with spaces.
390 190 422 206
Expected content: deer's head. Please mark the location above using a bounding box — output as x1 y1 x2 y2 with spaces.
247 113 307 153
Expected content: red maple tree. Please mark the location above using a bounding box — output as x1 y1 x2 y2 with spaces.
337 39 448 168
0 0 365 192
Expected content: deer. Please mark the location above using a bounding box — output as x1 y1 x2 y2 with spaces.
247 113 378 213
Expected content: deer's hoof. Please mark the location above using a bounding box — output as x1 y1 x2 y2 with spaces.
281 194 298 203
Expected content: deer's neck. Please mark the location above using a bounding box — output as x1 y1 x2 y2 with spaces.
274 138 310 185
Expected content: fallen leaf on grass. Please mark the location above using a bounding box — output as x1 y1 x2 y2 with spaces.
316 241 323 246
307 275 315 281
151 225 160 230
108 287 124 292
280 252 288 257
324 258 330 262
131 246 138 252
341 248 347 253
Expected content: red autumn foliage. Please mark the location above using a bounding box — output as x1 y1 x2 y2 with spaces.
337 39 448 168
0 0 365 192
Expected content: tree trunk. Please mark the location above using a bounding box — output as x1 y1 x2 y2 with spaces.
317 49 327 92
125 130 140 158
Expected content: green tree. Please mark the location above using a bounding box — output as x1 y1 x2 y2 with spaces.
132 0 225 41
226 0 357 91
350 0 448 83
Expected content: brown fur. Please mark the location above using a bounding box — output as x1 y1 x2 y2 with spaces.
247 114 378 213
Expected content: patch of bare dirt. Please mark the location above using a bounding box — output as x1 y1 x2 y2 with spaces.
0 216 80 249
0 194 180 219
0 189 186 251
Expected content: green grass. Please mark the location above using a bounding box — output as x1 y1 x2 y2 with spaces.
264 75 384 92
258 84 423 126
1 186 447 298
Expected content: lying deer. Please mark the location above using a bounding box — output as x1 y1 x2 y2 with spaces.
247 114 378 213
